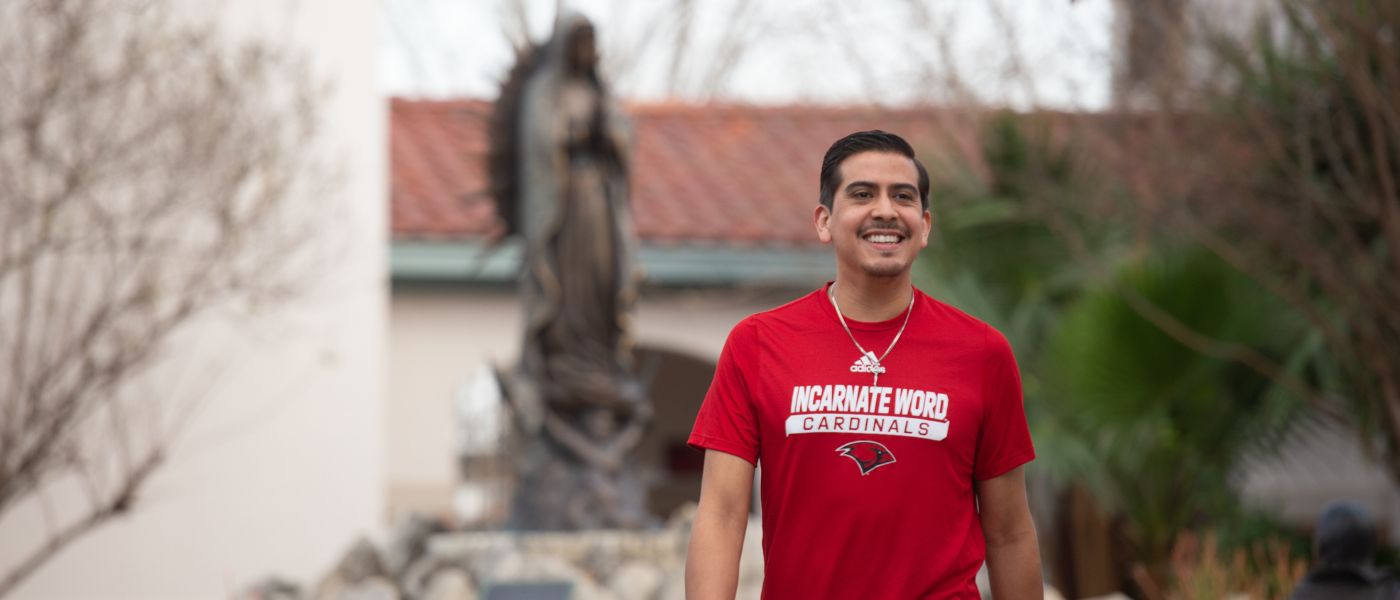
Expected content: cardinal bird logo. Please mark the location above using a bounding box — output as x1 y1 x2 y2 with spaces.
835 440 896 475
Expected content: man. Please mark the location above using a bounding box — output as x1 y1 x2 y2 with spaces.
685 130 1042 598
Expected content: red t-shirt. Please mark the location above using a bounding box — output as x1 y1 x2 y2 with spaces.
688 284 1035 599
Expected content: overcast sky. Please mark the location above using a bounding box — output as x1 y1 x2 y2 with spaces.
379 0 1116 109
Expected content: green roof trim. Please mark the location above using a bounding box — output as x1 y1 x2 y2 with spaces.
391 239 834 287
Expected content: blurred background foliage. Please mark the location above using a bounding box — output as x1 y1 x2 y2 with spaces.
916 1 1400 595
917 112 1323 595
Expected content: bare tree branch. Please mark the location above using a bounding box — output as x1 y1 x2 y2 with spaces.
1105 0 1400 483
0 448 163 598
663 0 694 97
0 0 337 593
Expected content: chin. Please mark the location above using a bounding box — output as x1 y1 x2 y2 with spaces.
860 262 911 278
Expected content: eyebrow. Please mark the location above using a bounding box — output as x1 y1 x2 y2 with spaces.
844 181 919 193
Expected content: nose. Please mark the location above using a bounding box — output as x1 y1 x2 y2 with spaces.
871 191 899 219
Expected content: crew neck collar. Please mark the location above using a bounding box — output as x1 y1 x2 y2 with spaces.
819 281 917 332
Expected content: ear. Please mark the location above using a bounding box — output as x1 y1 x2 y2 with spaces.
918 209 932 249
813 204 833 244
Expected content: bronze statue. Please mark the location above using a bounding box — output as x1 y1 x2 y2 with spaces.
488 12 654 530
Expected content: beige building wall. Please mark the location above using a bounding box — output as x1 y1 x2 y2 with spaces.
0 1 386 598
386 288 521 519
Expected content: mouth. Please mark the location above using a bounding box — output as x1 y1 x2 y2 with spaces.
861 229 906 249
862 233 903 243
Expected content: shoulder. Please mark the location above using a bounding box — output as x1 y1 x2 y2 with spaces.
915 289 1010 345
730 288 826 336
915 288 985 328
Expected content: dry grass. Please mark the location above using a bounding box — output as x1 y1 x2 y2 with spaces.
1132 530 1308 600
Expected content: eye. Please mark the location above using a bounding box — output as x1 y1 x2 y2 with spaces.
853 190 874 199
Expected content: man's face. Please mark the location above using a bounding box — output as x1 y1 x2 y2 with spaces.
813 151 931 280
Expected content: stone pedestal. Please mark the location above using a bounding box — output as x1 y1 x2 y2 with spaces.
402 507 763 600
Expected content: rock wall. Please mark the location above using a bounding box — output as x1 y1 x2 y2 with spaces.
240 505 765 600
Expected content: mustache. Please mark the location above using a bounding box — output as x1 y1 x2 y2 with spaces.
858 219 910 237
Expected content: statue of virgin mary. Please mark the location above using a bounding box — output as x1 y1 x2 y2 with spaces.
487 12 653 530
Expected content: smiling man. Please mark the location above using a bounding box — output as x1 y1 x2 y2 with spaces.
686 130 1042 599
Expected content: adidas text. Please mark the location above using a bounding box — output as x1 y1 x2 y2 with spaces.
849 353 886 374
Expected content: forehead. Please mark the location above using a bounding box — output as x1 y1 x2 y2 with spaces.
836 151 919 187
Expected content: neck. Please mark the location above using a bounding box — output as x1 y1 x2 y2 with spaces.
830 275 913 322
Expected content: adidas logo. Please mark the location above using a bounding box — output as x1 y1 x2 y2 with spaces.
849 351 886 374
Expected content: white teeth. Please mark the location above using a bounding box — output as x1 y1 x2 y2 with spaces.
865 234 900 243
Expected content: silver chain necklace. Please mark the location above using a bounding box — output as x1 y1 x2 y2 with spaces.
828 284 916 387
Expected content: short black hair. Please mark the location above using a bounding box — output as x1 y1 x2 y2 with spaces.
819 130 930 210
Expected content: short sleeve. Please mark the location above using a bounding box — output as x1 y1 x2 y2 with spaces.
973 326 1035 480
687 318 761 466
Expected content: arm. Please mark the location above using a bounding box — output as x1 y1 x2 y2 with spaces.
976 466 1042 599
686 449 755 600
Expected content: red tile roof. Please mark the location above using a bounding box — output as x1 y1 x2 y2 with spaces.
390 98 981 247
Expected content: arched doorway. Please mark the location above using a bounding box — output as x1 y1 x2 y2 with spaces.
634 345 716 520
